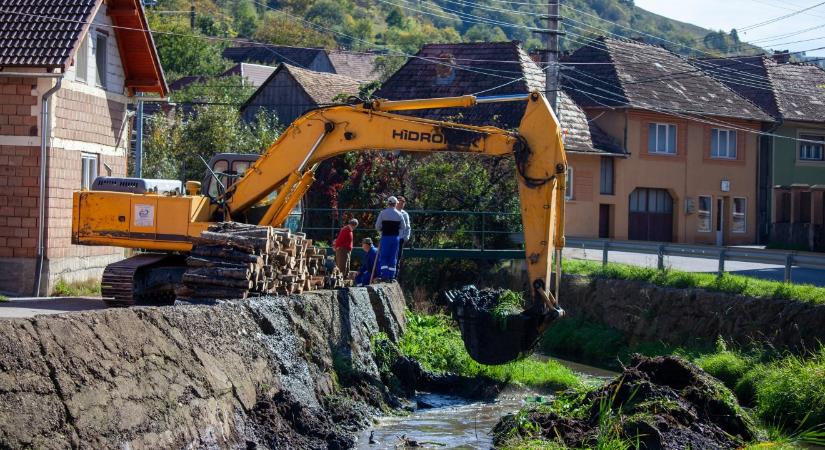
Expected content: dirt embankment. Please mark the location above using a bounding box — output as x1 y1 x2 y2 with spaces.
561 276 825 351
0 283 406 449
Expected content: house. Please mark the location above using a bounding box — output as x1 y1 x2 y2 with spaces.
374 41 628 239
563 37 774 244
223 45 381 82
699 53 825 249
0 0 167 295
240 64 361 125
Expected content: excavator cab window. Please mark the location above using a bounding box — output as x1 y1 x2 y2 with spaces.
207 159 229 198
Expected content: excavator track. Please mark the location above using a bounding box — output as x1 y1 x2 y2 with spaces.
101 254 183 308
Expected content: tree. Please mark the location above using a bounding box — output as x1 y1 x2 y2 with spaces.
254 12 336 48
464 24 508 42
149 16 230 80
386 6 405 28
230 0 260 37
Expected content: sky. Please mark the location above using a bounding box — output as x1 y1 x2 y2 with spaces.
634 0 825 57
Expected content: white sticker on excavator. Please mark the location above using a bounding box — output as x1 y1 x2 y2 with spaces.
134 204 155 227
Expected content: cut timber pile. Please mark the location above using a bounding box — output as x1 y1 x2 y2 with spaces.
176 222 344 302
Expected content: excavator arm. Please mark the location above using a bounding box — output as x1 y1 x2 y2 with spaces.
223 92 567 311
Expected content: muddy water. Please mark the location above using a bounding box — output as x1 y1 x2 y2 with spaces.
357 358 615 449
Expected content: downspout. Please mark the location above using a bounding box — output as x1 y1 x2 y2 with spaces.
33 77 63 296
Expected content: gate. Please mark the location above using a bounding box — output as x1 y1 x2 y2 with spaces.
628 188 673 242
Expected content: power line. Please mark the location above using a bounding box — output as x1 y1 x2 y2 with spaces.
738 0 825 32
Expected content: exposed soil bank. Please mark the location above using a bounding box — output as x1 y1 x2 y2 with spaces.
560 276 825 351
0 283 406 449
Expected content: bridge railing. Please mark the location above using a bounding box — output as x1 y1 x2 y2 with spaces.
303 208 825 282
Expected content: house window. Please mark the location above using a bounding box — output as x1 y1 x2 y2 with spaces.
799 134 824 161
711 128 737 159
648 123 677 154
600 156 614 195
76 35 89 83
565 167 573 200
698 195 712 232
81 153 99 190
732 197 747 234
95 33 108 89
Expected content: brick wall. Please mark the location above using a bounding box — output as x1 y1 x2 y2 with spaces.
0 145 40 259
0 77 38 136
53 89 125 147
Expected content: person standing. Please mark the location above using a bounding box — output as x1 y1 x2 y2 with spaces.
333 218 358 274
355 238 378 286
396 196 411 273
375 196 404 280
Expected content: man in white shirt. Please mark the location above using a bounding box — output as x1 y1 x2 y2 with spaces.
396 196 411 274
374 196 404 280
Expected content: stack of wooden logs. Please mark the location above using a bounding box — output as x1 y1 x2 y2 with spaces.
175 222 345 302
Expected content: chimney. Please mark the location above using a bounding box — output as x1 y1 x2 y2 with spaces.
773 50 791 64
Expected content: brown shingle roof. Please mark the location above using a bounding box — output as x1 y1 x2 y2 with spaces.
327 50 380 82
282 64 361 104
375 41 624 155
700 55 825 123
564 37 773 122
0 0 97 67
223 45 326 68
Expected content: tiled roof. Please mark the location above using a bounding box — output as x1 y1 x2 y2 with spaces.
327 50 380 82
223 45 326 68
564 37 773 122
282 64 361 104
221 63 277 88
700 56 825 123
375 41 624 155
0 0 97 67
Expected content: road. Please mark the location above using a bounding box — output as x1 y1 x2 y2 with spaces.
563 247 825 287
0 297 106 319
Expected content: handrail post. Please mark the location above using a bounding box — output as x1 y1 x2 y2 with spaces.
785 253 794 283
602 240 609 266
657 245 665 271
717 248 726 277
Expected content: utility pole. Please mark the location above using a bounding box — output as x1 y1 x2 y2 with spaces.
544 0 562 114
190 0 196 30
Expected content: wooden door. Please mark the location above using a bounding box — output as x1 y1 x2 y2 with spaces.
599 204 610 238
628 188 673 242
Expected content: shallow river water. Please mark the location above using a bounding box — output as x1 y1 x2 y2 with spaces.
356 358 615 449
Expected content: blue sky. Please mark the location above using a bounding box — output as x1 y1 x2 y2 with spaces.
634 0 825 57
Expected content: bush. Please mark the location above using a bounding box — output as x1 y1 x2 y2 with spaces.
754 350 825 428
695 349 753 391
399 313 581 390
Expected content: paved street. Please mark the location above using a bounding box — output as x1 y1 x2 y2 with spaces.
564 248 825 287
0 297 107 319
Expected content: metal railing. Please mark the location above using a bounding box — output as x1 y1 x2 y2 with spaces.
304 208 825 282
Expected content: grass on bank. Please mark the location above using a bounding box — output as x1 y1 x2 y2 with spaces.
563 259 825 304
398 313 582 390
51 279 101 297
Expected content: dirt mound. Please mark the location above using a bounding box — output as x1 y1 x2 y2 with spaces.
493 355 758 449
444 285 550 365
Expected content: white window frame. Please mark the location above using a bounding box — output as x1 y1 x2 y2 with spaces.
799 133 825 162
76 35 89 83
711 128 737 159
697 195 712 233
565 167 573 201
648 123 677 155
95 32 108 90
732 197 747 234
81 153 99 190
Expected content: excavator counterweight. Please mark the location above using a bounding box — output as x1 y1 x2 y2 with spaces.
72 92 568 364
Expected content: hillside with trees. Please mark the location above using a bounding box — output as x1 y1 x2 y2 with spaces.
148 0 762 81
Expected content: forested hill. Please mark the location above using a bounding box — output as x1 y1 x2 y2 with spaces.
149 0 761 80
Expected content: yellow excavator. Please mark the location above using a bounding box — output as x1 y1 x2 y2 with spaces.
72 91 567 363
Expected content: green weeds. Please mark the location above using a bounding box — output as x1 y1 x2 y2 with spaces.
492 290 525 329
563 260 825 304
399 312 581 390
51 279 101 297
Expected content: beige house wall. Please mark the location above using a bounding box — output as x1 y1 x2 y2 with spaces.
565 109 759 245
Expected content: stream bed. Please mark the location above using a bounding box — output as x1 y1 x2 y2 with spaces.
357 358 615 449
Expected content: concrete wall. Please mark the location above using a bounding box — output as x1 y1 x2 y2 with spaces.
0 283 407 449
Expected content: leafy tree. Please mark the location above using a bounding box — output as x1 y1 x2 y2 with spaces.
373 55 407 82
149 16 230 80
230 0 260 37
386 6 405 28
464 24 508 42
254 12 336 48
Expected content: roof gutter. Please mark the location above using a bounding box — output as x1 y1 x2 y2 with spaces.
33 76 63 296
